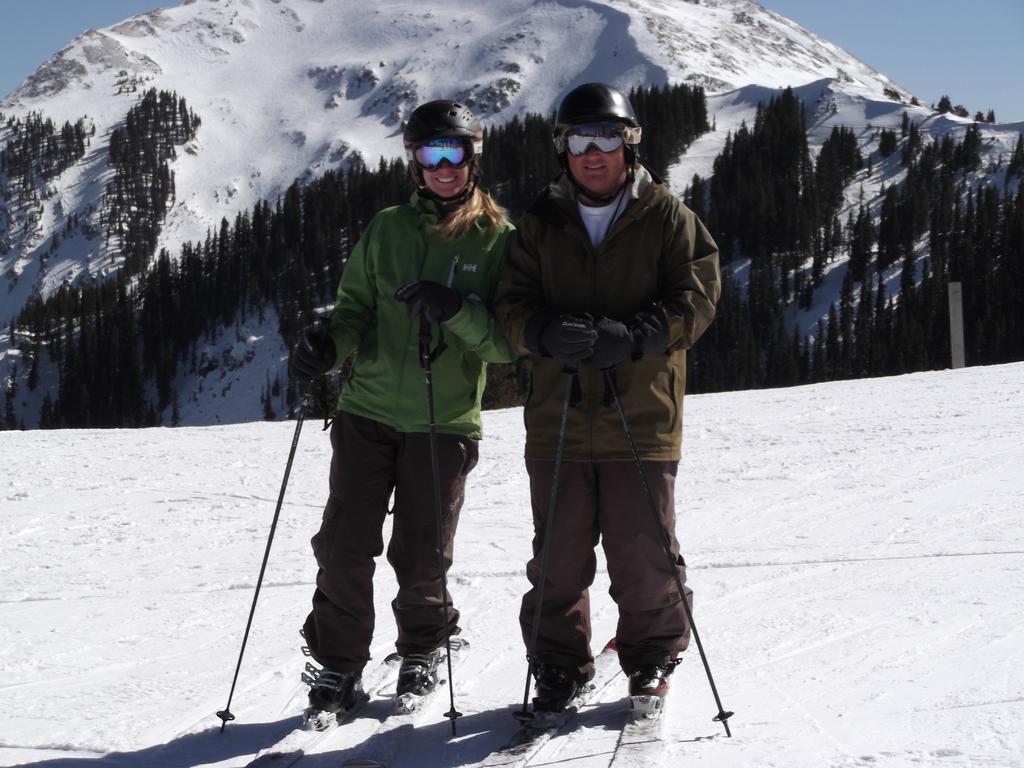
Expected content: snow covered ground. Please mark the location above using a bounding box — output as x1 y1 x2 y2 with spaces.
2 362 1023 767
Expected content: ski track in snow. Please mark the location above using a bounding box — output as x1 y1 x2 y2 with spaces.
2 363 1024 767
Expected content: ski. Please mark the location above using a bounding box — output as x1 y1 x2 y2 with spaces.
606 718 665 767
243 653 403 768
475 640 621 768
605 699 668 766
338 638 471 768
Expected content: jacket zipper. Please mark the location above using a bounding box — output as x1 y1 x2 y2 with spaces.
446 254 460 287
588 237 598 463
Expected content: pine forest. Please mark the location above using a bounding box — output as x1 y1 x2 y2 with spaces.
2 83 1023 429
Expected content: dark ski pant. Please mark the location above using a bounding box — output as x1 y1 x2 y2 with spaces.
520 459 691 681
303 411 478 673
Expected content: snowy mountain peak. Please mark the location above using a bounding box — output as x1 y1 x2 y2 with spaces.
13 29 162 103
7 0 1019 431
5 0 912 134
1 0 916 303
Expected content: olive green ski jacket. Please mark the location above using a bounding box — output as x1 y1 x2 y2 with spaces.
328 190 514 439
495 167 720 461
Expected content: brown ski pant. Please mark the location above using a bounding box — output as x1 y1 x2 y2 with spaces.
520 459 692 681
303 411 478 673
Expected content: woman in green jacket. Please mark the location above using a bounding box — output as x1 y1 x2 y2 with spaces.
290 100 513 725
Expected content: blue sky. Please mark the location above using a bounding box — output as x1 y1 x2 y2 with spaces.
1 1 1022 121
0 1 166 99
761 0 1024 122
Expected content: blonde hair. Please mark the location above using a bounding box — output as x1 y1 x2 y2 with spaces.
433 186 508 240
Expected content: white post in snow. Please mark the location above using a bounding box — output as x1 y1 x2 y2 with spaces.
948 282 965 369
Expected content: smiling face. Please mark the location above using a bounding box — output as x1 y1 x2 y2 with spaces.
566 143 628 202
422 162 471 199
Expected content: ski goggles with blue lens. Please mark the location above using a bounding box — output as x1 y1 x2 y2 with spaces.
411 138 481 170
555 121 642 156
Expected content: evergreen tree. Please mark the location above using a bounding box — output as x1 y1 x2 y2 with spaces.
102 89 201 276
878 128 898 157
902 121 922 165
1008 134 1024 178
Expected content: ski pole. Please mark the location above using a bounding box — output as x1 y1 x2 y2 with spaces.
602 369 734 737
216 391 310 732
517 362 578 722
418 316 463 736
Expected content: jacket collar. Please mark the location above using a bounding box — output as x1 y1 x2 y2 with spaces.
411 188 487 229
537 164 658 229
410 189 443 227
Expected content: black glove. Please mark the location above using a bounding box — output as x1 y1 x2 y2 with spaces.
589 317 633 369
394 280 462 322
539 315 598 362
627 304 669 358
290 323 337 382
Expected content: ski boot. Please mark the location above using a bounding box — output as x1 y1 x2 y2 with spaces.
302 666 365 730
394 648 443 713
528 662 581 726
627 659 680 720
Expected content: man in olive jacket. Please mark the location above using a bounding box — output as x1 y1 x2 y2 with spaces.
495 83 720 713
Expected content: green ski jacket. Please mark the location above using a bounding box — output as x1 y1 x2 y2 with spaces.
328 190 514 439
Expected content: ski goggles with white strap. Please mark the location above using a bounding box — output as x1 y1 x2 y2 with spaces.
409 137 482 171
555 121 642 156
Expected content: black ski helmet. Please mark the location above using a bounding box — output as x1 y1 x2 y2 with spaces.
403 99 482 145
555 83 639 129
552 83 638 168
553 83 643 200
403 100 484 203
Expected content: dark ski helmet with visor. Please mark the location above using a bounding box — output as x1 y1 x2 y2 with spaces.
553 83 642 165
403 100 484 203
